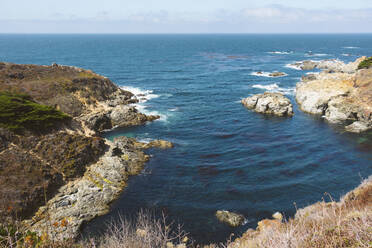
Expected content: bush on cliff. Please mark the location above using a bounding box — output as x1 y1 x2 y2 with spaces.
0 91 71 133
358 57 372 70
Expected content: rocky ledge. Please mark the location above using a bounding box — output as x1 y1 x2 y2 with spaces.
24 137 171 240
295 57 372 133
242 92 294 117
0 62 170 240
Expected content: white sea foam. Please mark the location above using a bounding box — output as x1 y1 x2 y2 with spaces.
133 103 168 122
137 138 152 144
252 83 295 95
284 63 301 70
306 72 320 75
342 53 352 56
267 51 293 55
121 85 168 122
306 53 328 57
250 71 287 78
168 107 179 112
343 46 359 49
120 86 159 103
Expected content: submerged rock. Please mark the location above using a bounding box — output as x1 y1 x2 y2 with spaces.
269 71 287 77
216 210 245 227
242 92 294 117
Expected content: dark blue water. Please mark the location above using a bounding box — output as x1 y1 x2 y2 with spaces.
1 34 371 244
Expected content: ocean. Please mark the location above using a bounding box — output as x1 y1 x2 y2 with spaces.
1 34 371 244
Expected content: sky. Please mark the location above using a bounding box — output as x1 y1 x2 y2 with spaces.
1 0 372 33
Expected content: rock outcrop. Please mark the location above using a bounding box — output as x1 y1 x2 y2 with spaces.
215 210 245 227
242 92 294 117
24 137 172 240
289 57 366 73
0 62 168 240
296 57 372 132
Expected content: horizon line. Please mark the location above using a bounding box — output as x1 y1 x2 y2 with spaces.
1 32 372 35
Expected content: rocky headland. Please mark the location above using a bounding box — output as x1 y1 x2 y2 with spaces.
295 57 372 132
0 62 171 240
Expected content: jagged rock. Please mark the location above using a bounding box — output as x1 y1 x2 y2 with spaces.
110 105 160 128
216 210 245 227
300 60 318 70
84 113 112 132
242 92 294 117
296 57 372 132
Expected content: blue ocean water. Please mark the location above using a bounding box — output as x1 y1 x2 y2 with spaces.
1 34 371 244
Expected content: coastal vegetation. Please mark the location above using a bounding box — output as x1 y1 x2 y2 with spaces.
0 91 70 133
358 57 372 70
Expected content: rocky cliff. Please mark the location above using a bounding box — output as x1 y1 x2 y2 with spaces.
295 57 372 133
0 62 168 240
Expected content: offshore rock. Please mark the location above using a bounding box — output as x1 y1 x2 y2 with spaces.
269 71 287 77
216 210 245 227
242 92 294 117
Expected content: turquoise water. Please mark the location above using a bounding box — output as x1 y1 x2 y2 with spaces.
1 34 371 244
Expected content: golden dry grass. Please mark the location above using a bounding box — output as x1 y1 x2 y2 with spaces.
228 177 372 248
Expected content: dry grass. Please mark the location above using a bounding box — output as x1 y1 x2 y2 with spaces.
229 177 372 248
87 210 189 248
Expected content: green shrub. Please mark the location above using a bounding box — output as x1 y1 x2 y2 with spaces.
358 57 372 70
0 91 71 133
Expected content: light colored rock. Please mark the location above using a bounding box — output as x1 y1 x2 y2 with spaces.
290 57 365 74
272 212 283 221
300 60 318 70
216 210 245 227
345 121 370 133
295 73 354 115
242 92 294 117
296 57 372 132
23 136 169 240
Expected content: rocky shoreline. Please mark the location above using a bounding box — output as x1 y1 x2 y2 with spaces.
295 57 372 132
0 62 171 240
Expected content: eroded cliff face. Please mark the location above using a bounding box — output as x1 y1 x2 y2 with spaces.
0 62 167 240
295 58 372 133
